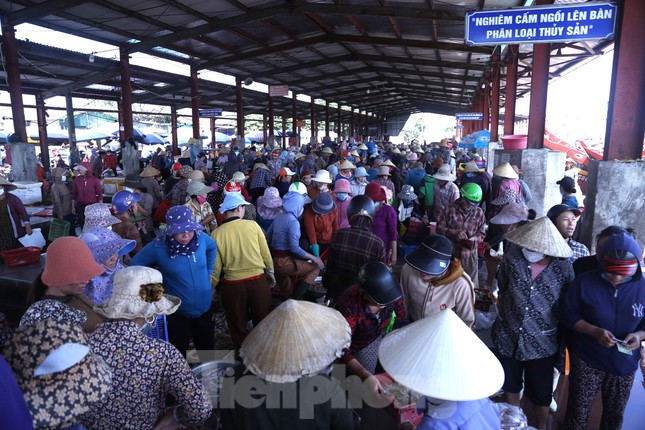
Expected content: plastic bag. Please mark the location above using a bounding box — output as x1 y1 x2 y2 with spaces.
497 402 536 429
475 304 497 331
19 228 46 248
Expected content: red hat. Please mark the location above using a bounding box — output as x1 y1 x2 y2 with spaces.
224 181 242 194
172 162 182 171
42 237 105 288
365 182 387 203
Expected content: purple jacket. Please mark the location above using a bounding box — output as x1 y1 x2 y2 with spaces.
371 203 398 260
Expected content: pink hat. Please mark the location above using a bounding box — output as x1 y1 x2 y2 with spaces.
334 178 351 193
42 237 105 288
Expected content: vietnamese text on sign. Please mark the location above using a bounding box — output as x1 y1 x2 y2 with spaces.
465 2 617 46
269 85 290 97
456 112 484 121
198 109 222 117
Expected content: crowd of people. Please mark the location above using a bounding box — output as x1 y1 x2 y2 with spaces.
0 136 643 430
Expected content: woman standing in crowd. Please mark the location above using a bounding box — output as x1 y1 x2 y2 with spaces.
364 182 397 267
80 226 135 305
333 178 353 229
185 180 218 235
561 232 645 430
0 175 32 251
255 186 283 232
82 266 212 429
267 192 323 300
304 192 338 258
131 205 217 359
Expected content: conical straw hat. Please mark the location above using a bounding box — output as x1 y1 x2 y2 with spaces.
493 162 519 179
504 216 573 258
240 300 351 383
378 309 504 401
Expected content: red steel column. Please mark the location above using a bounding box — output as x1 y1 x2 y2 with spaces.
171 106 178 153
119 47 134 141
36 94 49 170
504 45 519 136
491 55 501 142
483 74 490 131
337 105 342 142
292 92 297 146
349 108 355 139
191 66 200 140
604 0 645 160
325 101 330 139
262 114 267 144
210 117 216 149
1 19 27 143
268 94 274 143
235 76 244 150
527 41 550 149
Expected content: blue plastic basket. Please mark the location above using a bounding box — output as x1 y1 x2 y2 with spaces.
144 315 169 341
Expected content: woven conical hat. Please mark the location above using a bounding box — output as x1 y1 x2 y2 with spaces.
504 216 573 258
378 310 504 401
240 300 351 383
493 162 519 179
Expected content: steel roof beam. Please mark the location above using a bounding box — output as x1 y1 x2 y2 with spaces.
8 0 88 25
41 66 120 99
128 3 465 54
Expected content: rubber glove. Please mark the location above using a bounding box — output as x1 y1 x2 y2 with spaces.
310 244 320 257
264 268 276 288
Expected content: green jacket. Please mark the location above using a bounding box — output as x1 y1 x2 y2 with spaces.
418 175 436 207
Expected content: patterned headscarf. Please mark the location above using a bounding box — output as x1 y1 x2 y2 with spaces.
164 232 199 259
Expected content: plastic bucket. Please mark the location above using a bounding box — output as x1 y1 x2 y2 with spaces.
501 135 528 150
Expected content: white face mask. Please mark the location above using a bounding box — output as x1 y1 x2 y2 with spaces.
522 248 545 263
318 184 328 191
0 187 4 196
61 176 67 182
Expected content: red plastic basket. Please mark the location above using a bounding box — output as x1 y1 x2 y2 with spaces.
0 246 42 267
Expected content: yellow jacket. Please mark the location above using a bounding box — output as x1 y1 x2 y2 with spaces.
210 218 273 284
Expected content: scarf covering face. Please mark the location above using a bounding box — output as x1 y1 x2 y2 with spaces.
164 231 200 259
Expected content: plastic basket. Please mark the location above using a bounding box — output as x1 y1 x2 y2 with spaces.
0 246 42 267
144 315 169 341
48 218 70 241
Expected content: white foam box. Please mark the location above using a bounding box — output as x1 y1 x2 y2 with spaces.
10 181 43 205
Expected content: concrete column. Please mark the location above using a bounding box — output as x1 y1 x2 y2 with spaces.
170 106 178 153
491 55 501 142
1 19 27 144
580 160 645 251
9 143 38 182
191 66 200 140
603 0 645 160
504 45 519 136
119 47 134 142
35 94 50 171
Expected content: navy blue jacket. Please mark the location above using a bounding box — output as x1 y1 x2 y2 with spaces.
561 233 645 375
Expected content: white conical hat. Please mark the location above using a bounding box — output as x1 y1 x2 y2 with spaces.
493 162 519 179
240 300 351 383
504 216 573 258
378 309 504 401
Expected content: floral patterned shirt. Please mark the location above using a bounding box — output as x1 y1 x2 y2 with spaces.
81 321 212 429
492 243 575 361
185 199 218 235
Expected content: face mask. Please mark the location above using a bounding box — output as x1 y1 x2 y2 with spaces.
124 187 134 193
357 177 366 183
522 248 545 263
601 272 632 285
374 201 383 209
336 193 348 201
560 190 565 197
196 195 207 204
465 173 474 178
318 184 328 191
467 199 479 206
61 175 67 182
0 187 4 196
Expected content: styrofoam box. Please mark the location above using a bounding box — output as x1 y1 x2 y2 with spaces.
102 177 125 196
10 181 43 205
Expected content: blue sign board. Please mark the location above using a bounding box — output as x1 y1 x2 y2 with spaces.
198 109 222 117
465 2 617 46
456 112 483 121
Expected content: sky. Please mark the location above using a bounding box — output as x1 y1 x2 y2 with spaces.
0 23 615 144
